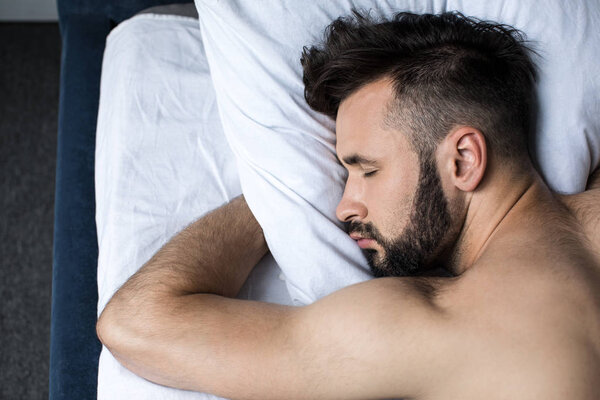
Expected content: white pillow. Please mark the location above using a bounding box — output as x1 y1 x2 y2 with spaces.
195 0 600 304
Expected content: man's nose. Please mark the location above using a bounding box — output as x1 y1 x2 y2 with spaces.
336 189 367 223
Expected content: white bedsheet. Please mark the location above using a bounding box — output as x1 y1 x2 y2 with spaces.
95 14 292 400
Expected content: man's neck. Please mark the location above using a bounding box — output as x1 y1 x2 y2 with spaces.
447 166 546 276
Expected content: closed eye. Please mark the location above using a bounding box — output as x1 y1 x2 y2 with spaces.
364 170 378 178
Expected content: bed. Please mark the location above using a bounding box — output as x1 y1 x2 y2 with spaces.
51 1 600 399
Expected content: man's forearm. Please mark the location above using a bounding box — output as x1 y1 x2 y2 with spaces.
97 195 268 348
111 195 266 300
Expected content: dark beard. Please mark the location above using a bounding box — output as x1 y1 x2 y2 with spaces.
348 155 452 277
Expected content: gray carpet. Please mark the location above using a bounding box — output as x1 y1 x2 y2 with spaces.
0 22 61 400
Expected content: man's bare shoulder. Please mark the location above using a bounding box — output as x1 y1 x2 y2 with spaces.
444 260 600 399
299 270 600 399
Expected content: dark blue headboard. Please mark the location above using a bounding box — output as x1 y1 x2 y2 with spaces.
51 2 193 399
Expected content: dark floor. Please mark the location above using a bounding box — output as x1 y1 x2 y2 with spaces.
0 22 61 400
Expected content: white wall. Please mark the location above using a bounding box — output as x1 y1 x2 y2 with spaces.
0 0 58 21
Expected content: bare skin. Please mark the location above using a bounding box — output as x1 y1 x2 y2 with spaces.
422 186 600 399
97 79 600 400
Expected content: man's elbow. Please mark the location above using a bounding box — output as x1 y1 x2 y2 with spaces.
96 296 187 389
96 303 121 352
96 294 166 362
96 298 139 356
96 304 153 381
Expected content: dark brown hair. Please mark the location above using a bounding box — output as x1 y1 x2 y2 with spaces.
301 11 537 161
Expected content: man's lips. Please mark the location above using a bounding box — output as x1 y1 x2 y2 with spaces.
349 233 375 249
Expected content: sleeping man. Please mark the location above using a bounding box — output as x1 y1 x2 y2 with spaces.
97 11 600 399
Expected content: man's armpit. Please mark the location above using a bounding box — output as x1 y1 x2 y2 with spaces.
587 166 600 191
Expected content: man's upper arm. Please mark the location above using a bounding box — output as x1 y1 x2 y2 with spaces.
183 278 451 399
102 276 454 400
284 277 451 400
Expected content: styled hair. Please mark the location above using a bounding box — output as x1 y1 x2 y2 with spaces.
301 11 537 161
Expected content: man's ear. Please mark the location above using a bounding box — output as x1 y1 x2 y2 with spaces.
440 126 487 192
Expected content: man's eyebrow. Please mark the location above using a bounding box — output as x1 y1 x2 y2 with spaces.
338 153 378 166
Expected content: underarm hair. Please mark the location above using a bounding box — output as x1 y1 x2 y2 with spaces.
408 276 456 309
587 166 600 191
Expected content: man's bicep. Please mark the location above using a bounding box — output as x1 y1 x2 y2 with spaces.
190 279 438 399
282 278 448 399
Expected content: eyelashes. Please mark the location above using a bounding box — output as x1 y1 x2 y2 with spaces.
363 170 378 178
